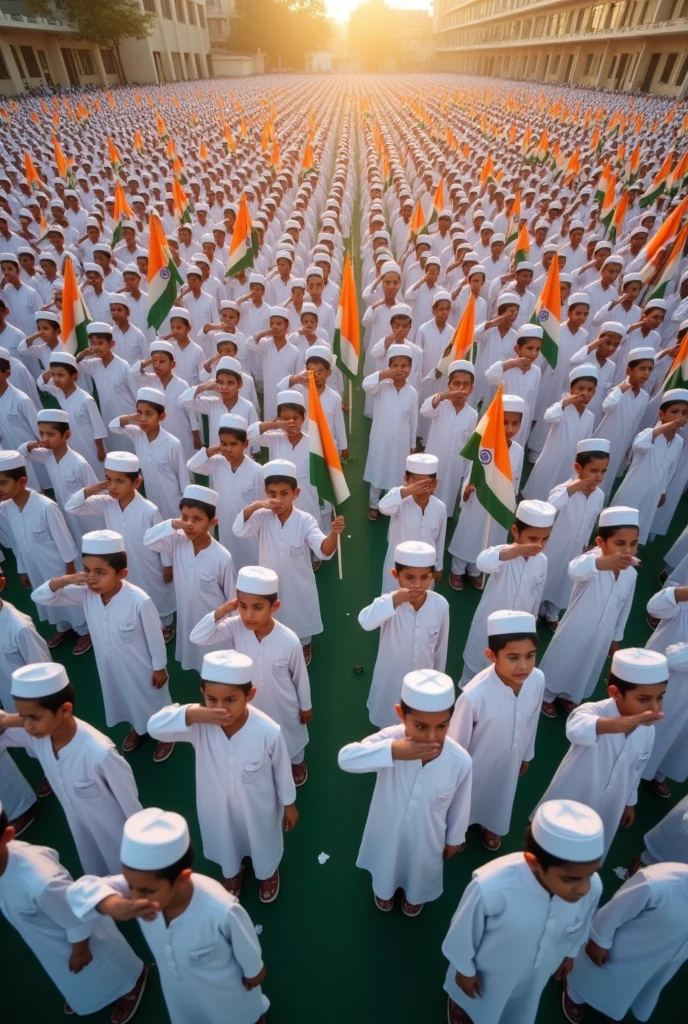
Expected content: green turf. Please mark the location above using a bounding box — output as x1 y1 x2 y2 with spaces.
2 207 687 1024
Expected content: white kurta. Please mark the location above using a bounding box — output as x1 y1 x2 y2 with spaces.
0 718 141 874
541 482 606 611
643 596 688 782
180 388 258 448
523 402 594 501
448 666 545 835
471 324 517 408
462 548 548 684
232 507 330 641
248 336 303 419
421 397 478 516
0 840 143 1015
338 726 472 903
650 423 688 536
32 579 169 735
528 324 589 452
568 864 688 1022
541 548 637 703
189 612 311 761
643 795 688 865
535 698 655 857
147 704 296 879
596 385 650 498
378 489 446 588
186 449 263 567
253 428 321 522
127 366 199 461
17 442 101 549
143 519 235 672
359 592 450 728
442 853 602 1024
0 597 51 713
0 383 41 489
485 361 541 446
109 421 190 521
612 429 683 544
77 356 137 448
67 871 267 1024
0 747 35 819
448 442 523 567
362 373 418 490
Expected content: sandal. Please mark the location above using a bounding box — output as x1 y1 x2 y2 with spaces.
48 628 74 649
258 869 280 904
480 828 501 851
10 806 36 837
541 700 557 719
558 698 578 715
311 559 322 572
292 761 308 787
122 729 145 753
153 741 175 763
110 964 149 1024
561 985 585 1024
301 643 312 666
647 777 671 799
36 776 53 799
162 625 175 644
447 997 473 1024
468 574 484 590
72 633 93 656
449 572 464 591
374 893 394 912
401 894 424 917
64 1003 74 1016
367 508 379 521
545 618 559 633
223 865 245 899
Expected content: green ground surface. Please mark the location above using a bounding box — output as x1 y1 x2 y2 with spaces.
2 207 687 1024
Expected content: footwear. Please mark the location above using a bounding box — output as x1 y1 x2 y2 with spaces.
646 613 660 631
110 964 149 1024
449 572 464 591
480 828 501 851
647 777 671 799
223 865 245 899
122 729 145 753
72 633 92 656
292 761 308 787
447 997 473 1024
162 625 175 644
311 558 322 572
401 894 424 917
258 869 280 903
541 700 557 719
48 628 74 649
10 806 36 837
558 698 578 715
367 508 379 521
545 618 559 633
561 985 585 1024
468 574 484 590
64 1003 75 1016
374 893 394 912
153 741 175 763
302 643 312 666
659 568 668 585
36 776 52 799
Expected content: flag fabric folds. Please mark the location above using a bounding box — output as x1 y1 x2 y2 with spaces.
459 385 515 532
332 253 360 380
308 371 350 508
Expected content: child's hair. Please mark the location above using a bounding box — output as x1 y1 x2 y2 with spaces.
264 474 297 490
219 427 247 443
404 471 437 481
389 355 412 365
90 332 113 342
216 368 242 383
238 591 278 605
41 421 70 435
394 561 434 574
35 682 76 712
84 551 127 573
179 497 216 519
116 470 141 483
516 335 539 347
53 364 78 378
576 450 610 467
0 357 10 373
306 356 330 370
488 632 537 654
0 465 27 482
597 524 639 541
523 824 567 868
399 698 452 716
607 670 664 695
202 680 252 696
137 399 165 416
628 357 652 369
659 398 688 413
127 842 194 884
571 376 597 387
449 368 475 382
512 518 529 532
276 402 305 417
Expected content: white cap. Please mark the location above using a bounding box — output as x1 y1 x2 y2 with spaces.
86 322 112 335
183 484 218 505
219 300 239 312
202 650 253 685
11 662 69 699
0 450 25 471
150 340 174 356
37 408 69 424
622 272 643 285
389 304 412 319
515 261 534 272
598 505 639 527
49 351 77 369
516 499 556 527
576 438 610 455
277 389 305 408
305 345 332 365
387 343 413 360
517 323 543 340
432 290 452 305
568 292 590 307
249 273 266 288
532 800 604 862
401 668 454 712
628 347 655 362
137 386 165 407
487 610 536 635
503 394 526 413
448 359 475 377
169 306 189 321
496 292 521 307
603 255 624 268
611 647 668 685
35 309 60 325
600 321 625 335
268 306 290 320
216 356 242 376
406 453 438 474
569 363 598 383
381 260 401 276
110 295 132 310
82 529 124 554
644 298 668 312
263 458 297 480
661 388 688 405
120 808 190 870
236 565 278 596
219 413 248 431
394 540 436 566
105 451 140 473
83 262 104 277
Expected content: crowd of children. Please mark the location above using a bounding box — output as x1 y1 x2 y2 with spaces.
0 73 687 1024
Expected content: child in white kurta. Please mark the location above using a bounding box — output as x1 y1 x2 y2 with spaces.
566 863 688 1023
378 453 447 589
470 298 519 408
0 375 42 489
641 794 688 866
442 800 603 1024
596 348 654 498
485 324 543 446
362 344 419 510
643 618 688 793
420 358 478 516
569 328 620 427
180 357 258 446
76 334 138 449
0 577 51 713
339 668 471 911
38 353 107 477
248 315 303 419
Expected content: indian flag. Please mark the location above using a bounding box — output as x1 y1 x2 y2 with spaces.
308 371 350 508
514 223 530 265
505 191 521 245
23 151 43 191
301 140 315 177
639 149 674 208
479 154 496 189
600 172 617 233
535 129 549 164
626 143 641 185
662 328 688 392
133 131 144 153
531 255 560 369
61 256 91 355
645 223 688 304
172 175 191 225
608 188 628 246
459 385 515 531
437 293 476 376
226 193 255 277
112 181 134 247
427 177 445 228
147 213 182 331
332 253 360 380
106 136 121 174
407 198 428 244
667 150 688 196
637 193 688 284
51 134 69 182
594 161 611 206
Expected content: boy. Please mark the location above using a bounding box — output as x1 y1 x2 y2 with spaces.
359 541 449 728
448 394 525 591
128 340 200 460
485 324 543 446
420 359 478 517
638 794 688 867
202 300 249 370
0 801 148 1023
339 668 471 916
166 307 205 388
67 806 269 1024
109 295 147 365
368 306 423 396
233 460 344 666
278 345 347 455
76 323 137 449
32 530 172 762
189 565 312 787
378 453 447 590
442 799 604 1024
0 564 51 713
612 388 688 544
64 452 176 644
415 292 458 422
248 307 303 420
596 346 655 499
0 345 42 490
181 355 257 447
186 413 263 567
523 364 597 501
569 322 623 427
0 662 142 874
449 610 545 852
38 350 107 478
461 499 555 685
536 648 667 859
200 335 259 412
144 484 236 673
643 599 688 797
564 861 688 1024
110 387 189 520
147 652 297 904
539 440 609 631
540 506 640 717
363 343 419 518
470 294 520 408
0 449 90 654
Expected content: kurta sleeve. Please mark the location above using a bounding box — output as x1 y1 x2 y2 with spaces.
588 872 654 950
138 596 167 671
420 395 440 419
143 518 178 554
188 611 237 646
543 400 564 424
475 545 506 574
96 749 142 818
569 345 591 366
218 550 236 600
287 640 311 711
434 601 449 671
221 903 264 980
84 397 107 440
330 396 347 451
232 508 260 538
408 388 418 449
31 581 87 608
485 360 505 385
66 875 130 922
179 385 204 412
369 337 387 359
666 642 688 672
362 371 382 395
303 515 332 560
171 439 190 494
567 875 602 957
268 728 297 806
338 731 396 772
107 417 138 437
17 441 49 464
568 550 599 582
441 877 487 979
565 703 604 747
378 487 403 517
357 593 396 631
445 756 472 846
630 427 653 452
45 504 79 564
74 358 97 380
16 624 50 665
602 386 623 412
37 875 93 943
147 703 199 743
0 725 33 754
547 483 570 509
447 693 476 749
64 489 110 516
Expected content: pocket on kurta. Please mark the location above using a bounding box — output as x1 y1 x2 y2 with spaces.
273 659 290 676
31 527 48 541
427 626 440 646
188 946 217 966
242 761 267 786
73 780 99 799
435 789 454 809
200 574 217 586
634 753 650 772
289 545 303 560
118 622 141 644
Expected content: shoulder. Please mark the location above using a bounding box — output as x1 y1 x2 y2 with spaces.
123 581 153 605
273 620 302 647
189 872 237 913
473 852 527 901
443 736 473 770
427 591 450 614
74 718 116 758
248 705 282 739
462 666 493 697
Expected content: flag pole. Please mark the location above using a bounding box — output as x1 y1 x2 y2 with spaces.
348 379 353 436
337 532 343 581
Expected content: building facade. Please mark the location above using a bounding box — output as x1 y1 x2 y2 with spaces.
0 0 213 95
433 0 688 97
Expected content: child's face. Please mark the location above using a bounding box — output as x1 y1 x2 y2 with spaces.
627 360 653 387
559 284 571 304
217 341 238 359
136 401 164 432
201 681 254 725
487 638 537 686
249 285 265 301
104 469 139 501
515 339 542 362
37 322 58 343
610 681 666 716
469 274 484 295
236 589 280 632
278 407 305 437
433 299 451 324
307 361 330 386
570 379 596 405
216 372 241 400
307 278 324 299
598 333 621 359
109 304 128 325
291 287 305 302
511 523 552 552
529 856 602 903
596 527 639 558
221 309 240 329
498 305 519 326
121 866 182 913
396 703 452 751
390 317 411 340
179 504 215 540
82 554 125 595
151 353 174 377
265 481 298 513
503 411 523 440
169 319 189 341
388 356 411 378
217 432 247 462
601 265 621 286
38 423 69 449
391 563 435 591
658 401 688 428
49 366 75 392
425 264 440 285
89 336 114 359
622 282 641 302
0 471 25 501
644 309 665 329
14 697 70 740
381 273 400 300
448 371 473 402
270 316 288 337
575 457 608 486
301 314 318 332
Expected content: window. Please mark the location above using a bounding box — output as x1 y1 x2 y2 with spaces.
609 55 617 78
161 0 172 17
77 49 94 75
659 52 679 82
100 48 117 75
37 49 49 73
198 5 205 26
187 0 196 24
206 52 214 77
195 52 202 77
0 50 10 80
19 46 41 78
677 52 688 86
583 52 595 76
143 0 156 11
552 54 561 77
174 0 185 21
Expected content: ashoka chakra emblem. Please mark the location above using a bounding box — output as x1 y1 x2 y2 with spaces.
479 449 492 465
160 267 170 280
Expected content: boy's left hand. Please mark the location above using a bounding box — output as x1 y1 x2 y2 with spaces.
243 964 266 991
299 709 313 724
163 566 173 584
68 941 93 974
585 939 609 966
283 804 299 831
553 956 575 981
152 669 168 689
621 805 635 828
331 515 345 534
443 843 464 860
519 760 530 776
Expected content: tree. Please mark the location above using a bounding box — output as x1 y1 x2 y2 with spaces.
28 0 156 84
231 0 331 69
347 0 399 72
